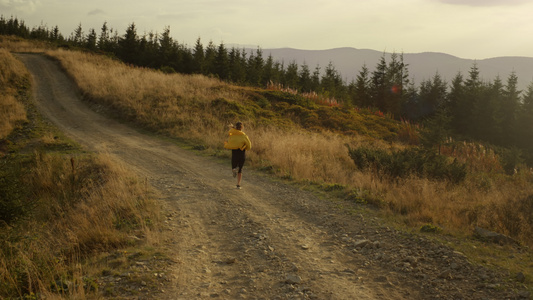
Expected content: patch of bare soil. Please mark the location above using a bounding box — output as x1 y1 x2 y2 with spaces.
17 53 524 299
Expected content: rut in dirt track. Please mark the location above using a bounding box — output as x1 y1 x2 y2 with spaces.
17 53 515 300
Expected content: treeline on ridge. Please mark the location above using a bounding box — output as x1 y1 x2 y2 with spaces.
2 15 533 165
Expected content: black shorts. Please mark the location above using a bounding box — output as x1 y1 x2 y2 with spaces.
231 149 246 173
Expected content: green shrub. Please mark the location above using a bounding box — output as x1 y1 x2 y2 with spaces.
285 105 319 127
497 146 524 175
211 97 251 121
420 224 442 233
159 66 176 74
260 90 316 109
347 146 467 183
323 183 345 192
346 188 385 207
247 92 271 109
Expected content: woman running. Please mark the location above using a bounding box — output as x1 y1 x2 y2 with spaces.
224 122 252 189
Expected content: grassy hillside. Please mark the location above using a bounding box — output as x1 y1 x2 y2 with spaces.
45 48 533 247
44 50 533 289
1 37 531 296
0 44 163 299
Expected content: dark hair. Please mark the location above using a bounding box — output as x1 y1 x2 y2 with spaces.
235 122 243 130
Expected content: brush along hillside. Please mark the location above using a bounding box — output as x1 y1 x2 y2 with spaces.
45 48 533 249
0 48 164 299
2 35 532 298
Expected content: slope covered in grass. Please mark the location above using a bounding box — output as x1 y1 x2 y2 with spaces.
0 44 161 299
45 48 533 251
1 36 531 297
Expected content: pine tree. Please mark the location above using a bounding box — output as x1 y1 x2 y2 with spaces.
98 22 113 52
51 25 62 42
237 48 249 84
110 28 120 50
320 62 343 100
370 54 388 112
311 65 321 93
247 47 264 86
179 45 194 74
385 52 410 118
447 72 466 136
403 80 419 120
418 72 447 118
3 17 30 37
0 16 5 34
352 64 372 108
500 72 521 145
71 23 84 46
203 41 217 76
518 82 533 162
254 47 265 86
30 23 49 40
192 38 204 74
86 28 97 50
214 42 229 80
463 63 484 138
298 62 312 93
272 61 284 87
420 106 451 154
284 61 299 89
117 23 140 65
138 31 159 68
228 47 246 84
157 26 177 70
472 76 501 143
263 54 278 85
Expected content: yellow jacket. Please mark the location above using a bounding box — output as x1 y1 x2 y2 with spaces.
224 128 252 151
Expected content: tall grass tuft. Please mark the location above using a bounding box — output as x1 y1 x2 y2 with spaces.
0 35 51 52
0 153 159 298
0 49 29 139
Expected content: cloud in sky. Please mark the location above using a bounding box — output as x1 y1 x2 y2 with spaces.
88 9 105 16
0 0 41 14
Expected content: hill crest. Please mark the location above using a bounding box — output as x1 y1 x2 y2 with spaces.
255 47 533 91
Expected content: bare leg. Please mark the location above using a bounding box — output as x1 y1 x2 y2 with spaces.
237 173 242 187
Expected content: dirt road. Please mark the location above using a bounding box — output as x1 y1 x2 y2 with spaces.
17 54 517 299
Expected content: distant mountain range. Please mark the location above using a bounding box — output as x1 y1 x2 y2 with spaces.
254 47 533 92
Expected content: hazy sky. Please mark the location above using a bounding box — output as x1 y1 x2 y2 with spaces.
2 0 533 59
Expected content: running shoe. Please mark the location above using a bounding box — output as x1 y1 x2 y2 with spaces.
236 185 241 189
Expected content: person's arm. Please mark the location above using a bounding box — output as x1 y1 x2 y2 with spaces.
243 135 252 150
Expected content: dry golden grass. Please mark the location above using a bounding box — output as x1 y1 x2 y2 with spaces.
1 42 161 298
251 127 361 183
29 153 159 251
0 152 159 298
256 126 533 245
1 39 531 295
0 48 28 139
0 35 50 52
0 93 26 139
48 49 248 144
45 48 533 248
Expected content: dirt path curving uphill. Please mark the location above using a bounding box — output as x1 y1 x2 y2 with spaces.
17 53 517 299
